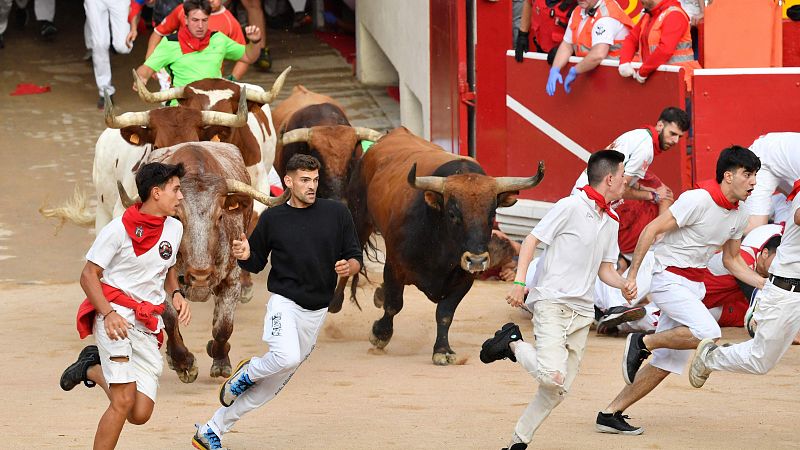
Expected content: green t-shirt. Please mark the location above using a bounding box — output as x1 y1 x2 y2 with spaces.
144 32 245 87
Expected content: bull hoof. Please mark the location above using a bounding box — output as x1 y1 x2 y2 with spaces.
432 352 458 366
373 286 385 309
369 333 390 350
165 352 176 371
240 284 254 304
177 364 199 383
210 360 233 378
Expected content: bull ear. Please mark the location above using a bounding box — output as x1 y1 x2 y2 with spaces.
424 191 443 211
120 126 153 146
223 193 251 213
497 191 519 208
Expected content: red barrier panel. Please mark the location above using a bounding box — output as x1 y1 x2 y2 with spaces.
692 68 800 182
505 53 689 202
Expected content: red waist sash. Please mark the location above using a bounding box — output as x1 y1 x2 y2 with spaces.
76 283 165 345
666 266 705 283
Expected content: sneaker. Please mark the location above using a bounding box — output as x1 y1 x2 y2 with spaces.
744 289 760 338
192 424 226 450
40 21 57 40
502 444 528 450
597 306 646 335
219 358 254 407
622 332 651 385
255 47 272 72
480 322 523 364
14 7 28 28
689 338 717 388
60 345 100 391
595 411 644 435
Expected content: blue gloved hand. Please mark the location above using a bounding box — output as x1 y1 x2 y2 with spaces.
323 11 337 25
563 67 578 94
546 67 563 96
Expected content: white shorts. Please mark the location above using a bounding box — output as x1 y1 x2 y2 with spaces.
648 270 721 375
94 315 163 401
742 166 780 216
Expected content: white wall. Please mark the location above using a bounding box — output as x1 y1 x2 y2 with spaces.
355 0 430 139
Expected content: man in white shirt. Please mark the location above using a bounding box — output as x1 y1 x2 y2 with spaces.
572 107 689 204
595 145 764 435
690 185 800 390
545 0 633 95
480 150 636 450
742 132 800 234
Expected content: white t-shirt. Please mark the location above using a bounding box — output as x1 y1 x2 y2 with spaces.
679 0 701 19
769 196 800 278
563 1 629 47
653 189 748 270
750 132 800 194
572 128 654 193
86 216 183 332
705 223 782 276
526 190 620 317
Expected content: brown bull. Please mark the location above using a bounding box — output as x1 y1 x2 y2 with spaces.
338 127 544 365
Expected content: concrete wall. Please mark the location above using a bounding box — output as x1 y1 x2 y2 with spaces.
355 0 430 139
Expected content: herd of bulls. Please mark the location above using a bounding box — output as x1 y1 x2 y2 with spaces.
44 70 546 383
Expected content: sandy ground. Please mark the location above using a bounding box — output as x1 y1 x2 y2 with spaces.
2 5 800 450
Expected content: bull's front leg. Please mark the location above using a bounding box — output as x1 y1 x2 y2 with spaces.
431 281 472 366
370 264 404 350
206 282 240 378
162 299 199 383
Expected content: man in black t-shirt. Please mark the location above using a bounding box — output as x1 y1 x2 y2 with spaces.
192 154 362 450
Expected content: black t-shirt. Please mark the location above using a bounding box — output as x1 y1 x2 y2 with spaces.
239 199 363 310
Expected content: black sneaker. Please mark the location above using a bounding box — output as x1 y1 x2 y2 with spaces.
40 21 57 40
502 444 528 450
597 305 646 335
594 305 604 322
622 332 651 384
60 345 100 391
480 323 523 364
595 411 644 435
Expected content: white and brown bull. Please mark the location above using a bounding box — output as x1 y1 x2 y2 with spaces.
117 142 286 382
337 127 545 365
273 85 383 202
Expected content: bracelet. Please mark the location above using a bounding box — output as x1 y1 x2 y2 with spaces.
513 281 526 287
172 288 184 299
102 309 116 319
248 39 261 45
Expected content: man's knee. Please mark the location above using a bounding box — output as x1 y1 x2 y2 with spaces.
272 351 303 372
693 321 721 341
127 409 153 425
536 369 566 391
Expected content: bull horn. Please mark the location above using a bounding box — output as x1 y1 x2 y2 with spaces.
200 86 248 128
117 181 140 208
494 160 546 193
244 66 292 104
132 69 184 103
104 90 150 128
226 178 289 207
281 128 312 145
407 163 446 194
354 127 383 142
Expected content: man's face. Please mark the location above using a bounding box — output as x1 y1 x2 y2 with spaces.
208 0 222 11
641 0 660 10
608 162 626 202
656 120 685 151
153 176 184 216
185 9 210 39
755 249 777 277
726 167 758 202
285 169 319 206
577 0 600 10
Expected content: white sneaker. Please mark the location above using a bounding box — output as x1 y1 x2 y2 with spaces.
689 338 717 388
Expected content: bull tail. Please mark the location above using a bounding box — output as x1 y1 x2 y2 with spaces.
39 186 95 234
330 274 362 313
349 272 362 310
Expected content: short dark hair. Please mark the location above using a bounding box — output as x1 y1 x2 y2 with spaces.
764 235 782 253
184 0 211 16
136 162 185 202
587 150 625 186
286 154 320 173
715 145 761 183
658 106 690 132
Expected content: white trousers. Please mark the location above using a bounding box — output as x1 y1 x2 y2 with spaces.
84 0 131 96
707 281 800 374
594 250 659 332
0 0 54 34
208 294 327 436
512 301 593 444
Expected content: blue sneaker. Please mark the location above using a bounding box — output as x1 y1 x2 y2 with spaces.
192 424 225 450
219 358 254 407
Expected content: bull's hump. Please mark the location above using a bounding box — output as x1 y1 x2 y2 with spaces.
188 87 235 110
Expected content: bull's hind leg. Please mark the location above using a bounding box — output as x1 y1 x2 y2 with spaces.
431 282 472 366
207 285 238 378
162 300 199 383
370 264 404 350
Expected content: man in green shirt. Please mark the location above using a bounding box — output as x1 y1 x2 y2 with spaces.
133 0 263 91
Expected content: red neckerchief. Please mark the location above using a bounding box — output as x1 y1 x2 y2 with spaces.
644 125 663 156
696 179 738 210
578 185 620 222
786 179 800 201
122 203 166 256
177 26 211 54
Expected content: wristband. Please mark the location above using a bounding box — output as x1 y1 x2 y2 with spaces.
513 281 526 287
172 288 184 299
248 38 261 45
102 309 116 319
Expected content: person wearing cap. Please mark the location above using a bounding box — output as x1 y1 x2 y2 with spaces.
544 0 633 96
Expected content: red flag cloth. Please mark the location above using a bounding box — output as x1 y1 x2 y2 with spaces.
76 283 165 344
696 179 738 210
178 26 211 54
122 203 166 256
786 179 800 201
644 125 663 155
10 83 51 96
578 185 620 222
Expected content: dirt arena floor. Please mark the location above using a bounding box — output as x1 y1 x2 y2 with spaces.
2 5 800 450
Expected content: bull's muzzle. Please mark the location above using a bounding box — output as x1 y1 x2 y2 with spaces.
461 252 490 273
185 267 214 288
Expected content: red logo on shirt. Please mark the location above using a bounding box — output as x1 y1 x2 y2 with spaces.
158 241 173 260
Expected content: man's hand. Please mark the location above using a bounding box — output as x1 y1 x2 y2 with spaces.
232 232 251 260
173 292 191 326
506 283 528 308
622 280 638 302
546 67 563 96
334 259 353 276
633 70 647 84
655 184 673 203
618 62 634 78
563 67 578 94
104 311 132 341
690 12 703 27
126 29 138 48
245 25 262 44
515 31 530 62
